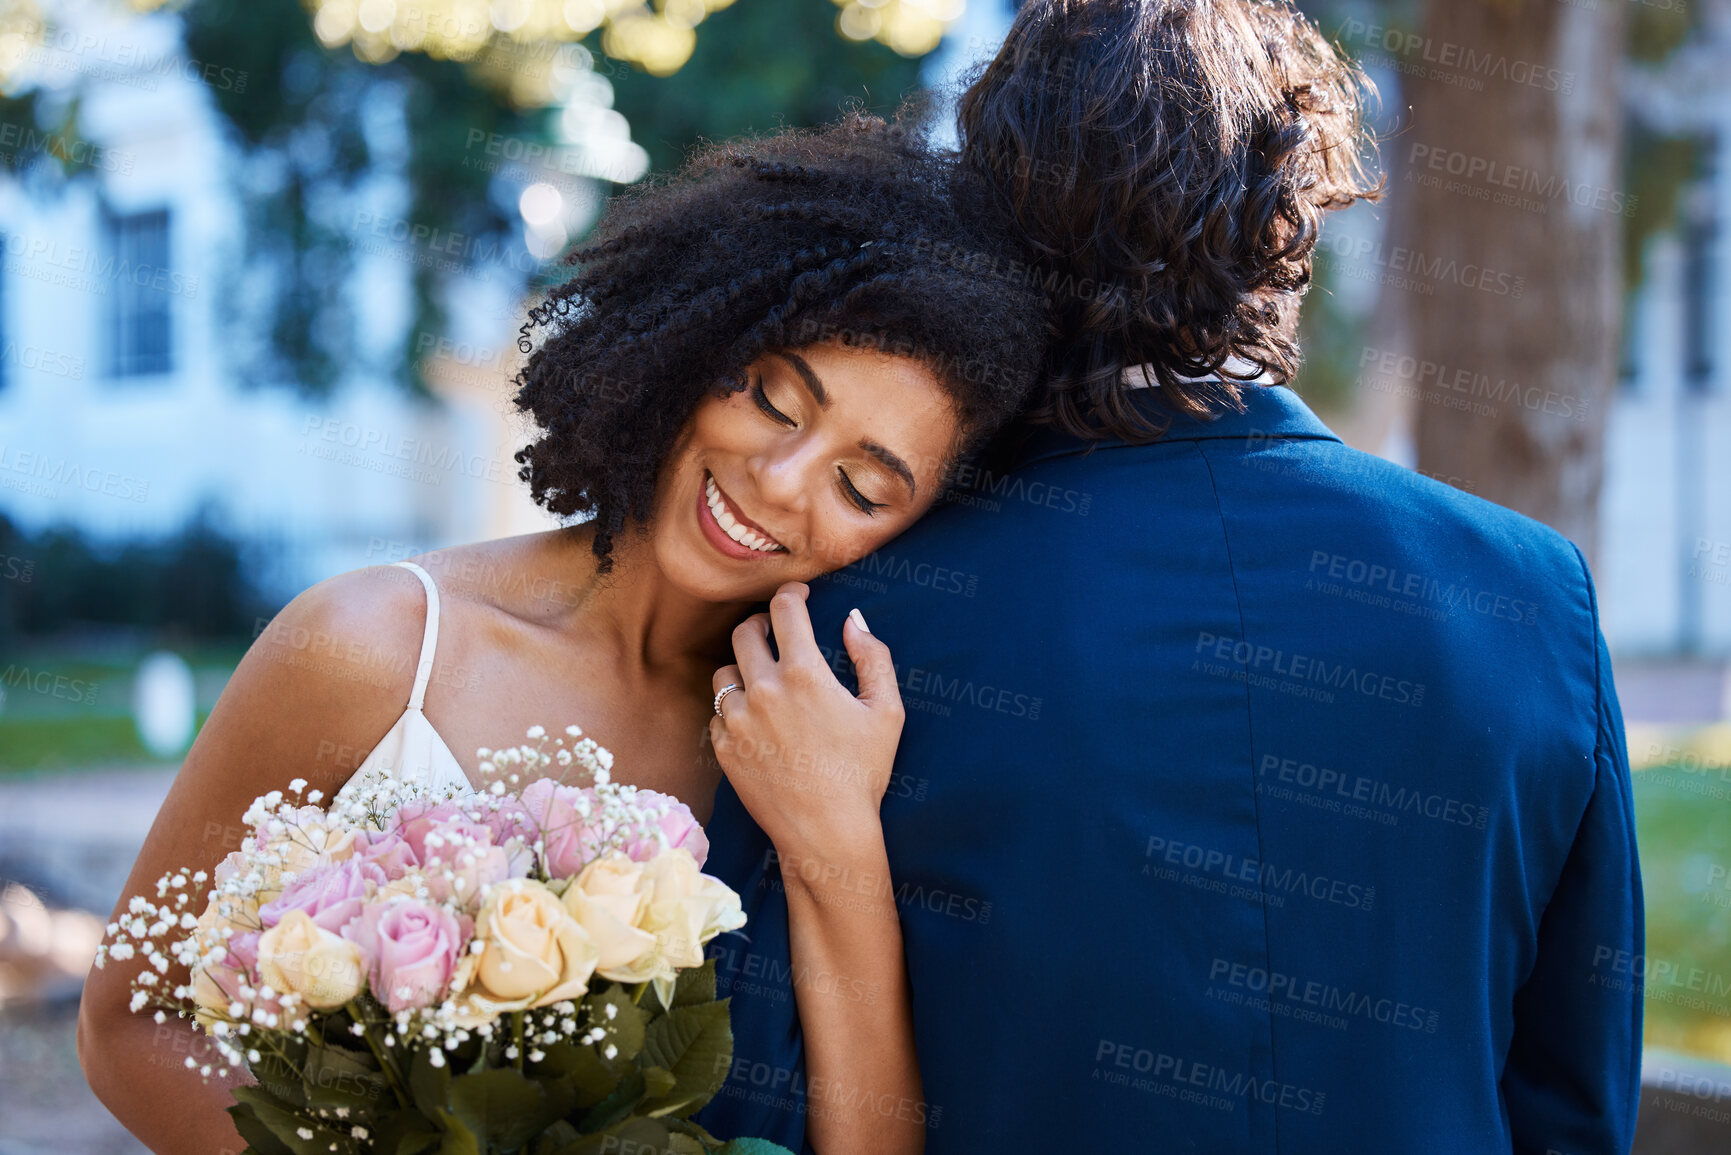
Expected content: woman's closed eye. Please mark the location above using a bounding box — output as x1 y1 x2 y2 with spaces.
838 467 883 515
751 379 796 427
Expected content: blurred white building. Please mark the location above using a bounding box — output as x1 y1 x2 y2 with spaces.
0 1 569 601
1604 12 1731 662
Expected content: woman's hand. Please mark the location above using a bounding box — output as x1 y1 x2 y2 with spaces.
709 581 904 855
710 582 925 1155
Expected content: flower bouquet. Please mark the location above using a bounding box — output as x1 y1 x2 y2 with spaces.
96 725 790 1155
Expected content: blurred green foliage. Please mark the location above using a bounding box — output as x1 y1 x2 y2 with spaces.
607 0 924 176
0 511 272 645
174 0 921 397
1291 0 1706 411
1633 764 1731 1063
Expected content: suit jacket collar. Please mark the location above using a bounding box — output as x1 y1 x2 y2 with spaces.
1007 384 1343 471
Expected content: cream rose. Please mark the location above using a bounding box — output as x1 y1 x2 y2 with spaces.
378 871 430 903
639 849 746 970
256 909 367 1009
189 891 266 1026
451 879 598 1025
562 854 660 983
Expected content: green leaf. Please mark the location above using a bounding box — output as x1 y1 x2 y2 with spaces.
227 1086 343 1154
714 1141 799 1155
248 1048 311 1112
588 983 647 1065
576 1068 646 1132
435 1128 481 1155
448 1067 563 1151
641 1065 678 1100
606 1117 674 1152
409 1047 454 1118
665 1116 721 1148
530 1120 580 1155
226 1099 295 1155
673 960 718 1009
640 1000 734 1116
302 1041 388 1113
550 1117 673 1155
367 1109 441 1155
531 1041 621 1112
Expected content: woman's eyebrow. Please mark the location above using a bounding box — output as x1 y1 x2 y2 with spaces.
861 442 918 498
776 350 917 498
775 351 829 407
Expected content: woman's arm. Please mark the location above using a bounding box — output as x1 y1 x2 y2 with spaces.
77 567 430 1155
779 825 924 1151
709 583 924 1155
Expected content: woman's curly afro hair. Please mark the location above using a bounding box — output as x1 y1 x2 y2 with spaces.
512 112 1050 572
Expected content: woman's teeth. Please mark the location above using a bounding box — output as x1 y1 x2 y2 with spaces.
706 475 783 553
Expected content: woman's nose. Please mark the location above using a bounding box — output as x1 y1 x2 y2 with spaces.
750 442 819 512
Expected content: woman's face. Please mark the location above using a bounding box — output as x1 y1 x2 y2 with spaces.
650 341 962 603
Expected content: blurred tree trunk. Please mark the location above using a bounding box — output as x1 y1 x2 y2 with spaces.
1402 0 1627 564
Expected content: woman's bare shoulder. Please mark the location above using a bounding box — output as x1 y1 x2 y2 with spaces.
409 529 596 621
191 565 437 796
252 564 433 705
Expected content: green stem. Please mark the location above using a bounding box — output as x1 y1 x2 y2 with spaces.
346 1002 411 1109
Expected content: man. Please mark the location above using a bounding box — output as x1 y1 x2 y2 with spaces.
701 2 1642 1151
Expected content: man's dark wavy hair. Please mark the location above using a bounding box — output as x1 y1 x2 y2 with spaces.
957 0 1382 440
512 112 1050 572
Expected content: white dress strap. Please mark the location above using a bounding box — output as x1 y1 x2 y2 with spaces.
393 561 441 712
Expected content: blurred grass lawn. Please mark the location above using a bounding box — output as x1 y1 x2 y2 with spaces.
1631 729 1731 1065
0 644 236 774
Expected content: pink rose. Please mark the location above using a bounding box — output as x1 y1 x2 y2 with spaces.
353 829 419 880
427 836 519 907
388 801 527 906
520 779 605 879
623 791 709 867
213 851 248 887
391 800 469 864
259 860 372 934
476 797 535 847
343 900 469 1012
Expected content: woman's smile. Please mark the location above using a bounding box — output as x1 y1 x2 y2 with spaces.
699 470 790 560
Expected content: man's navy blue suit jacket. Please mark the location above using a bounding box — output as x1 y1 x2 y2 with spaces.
696 385 1644 1154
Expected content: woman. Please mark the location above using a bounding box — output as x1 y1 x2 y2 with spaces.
77 113 1047 1155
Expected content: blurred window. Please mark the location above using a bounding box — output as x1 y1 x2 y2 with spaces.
0 234 6 393
105 207 173 378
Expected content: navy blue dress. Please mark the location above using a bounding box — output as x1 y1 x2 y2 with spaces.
696 385 1643 1154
